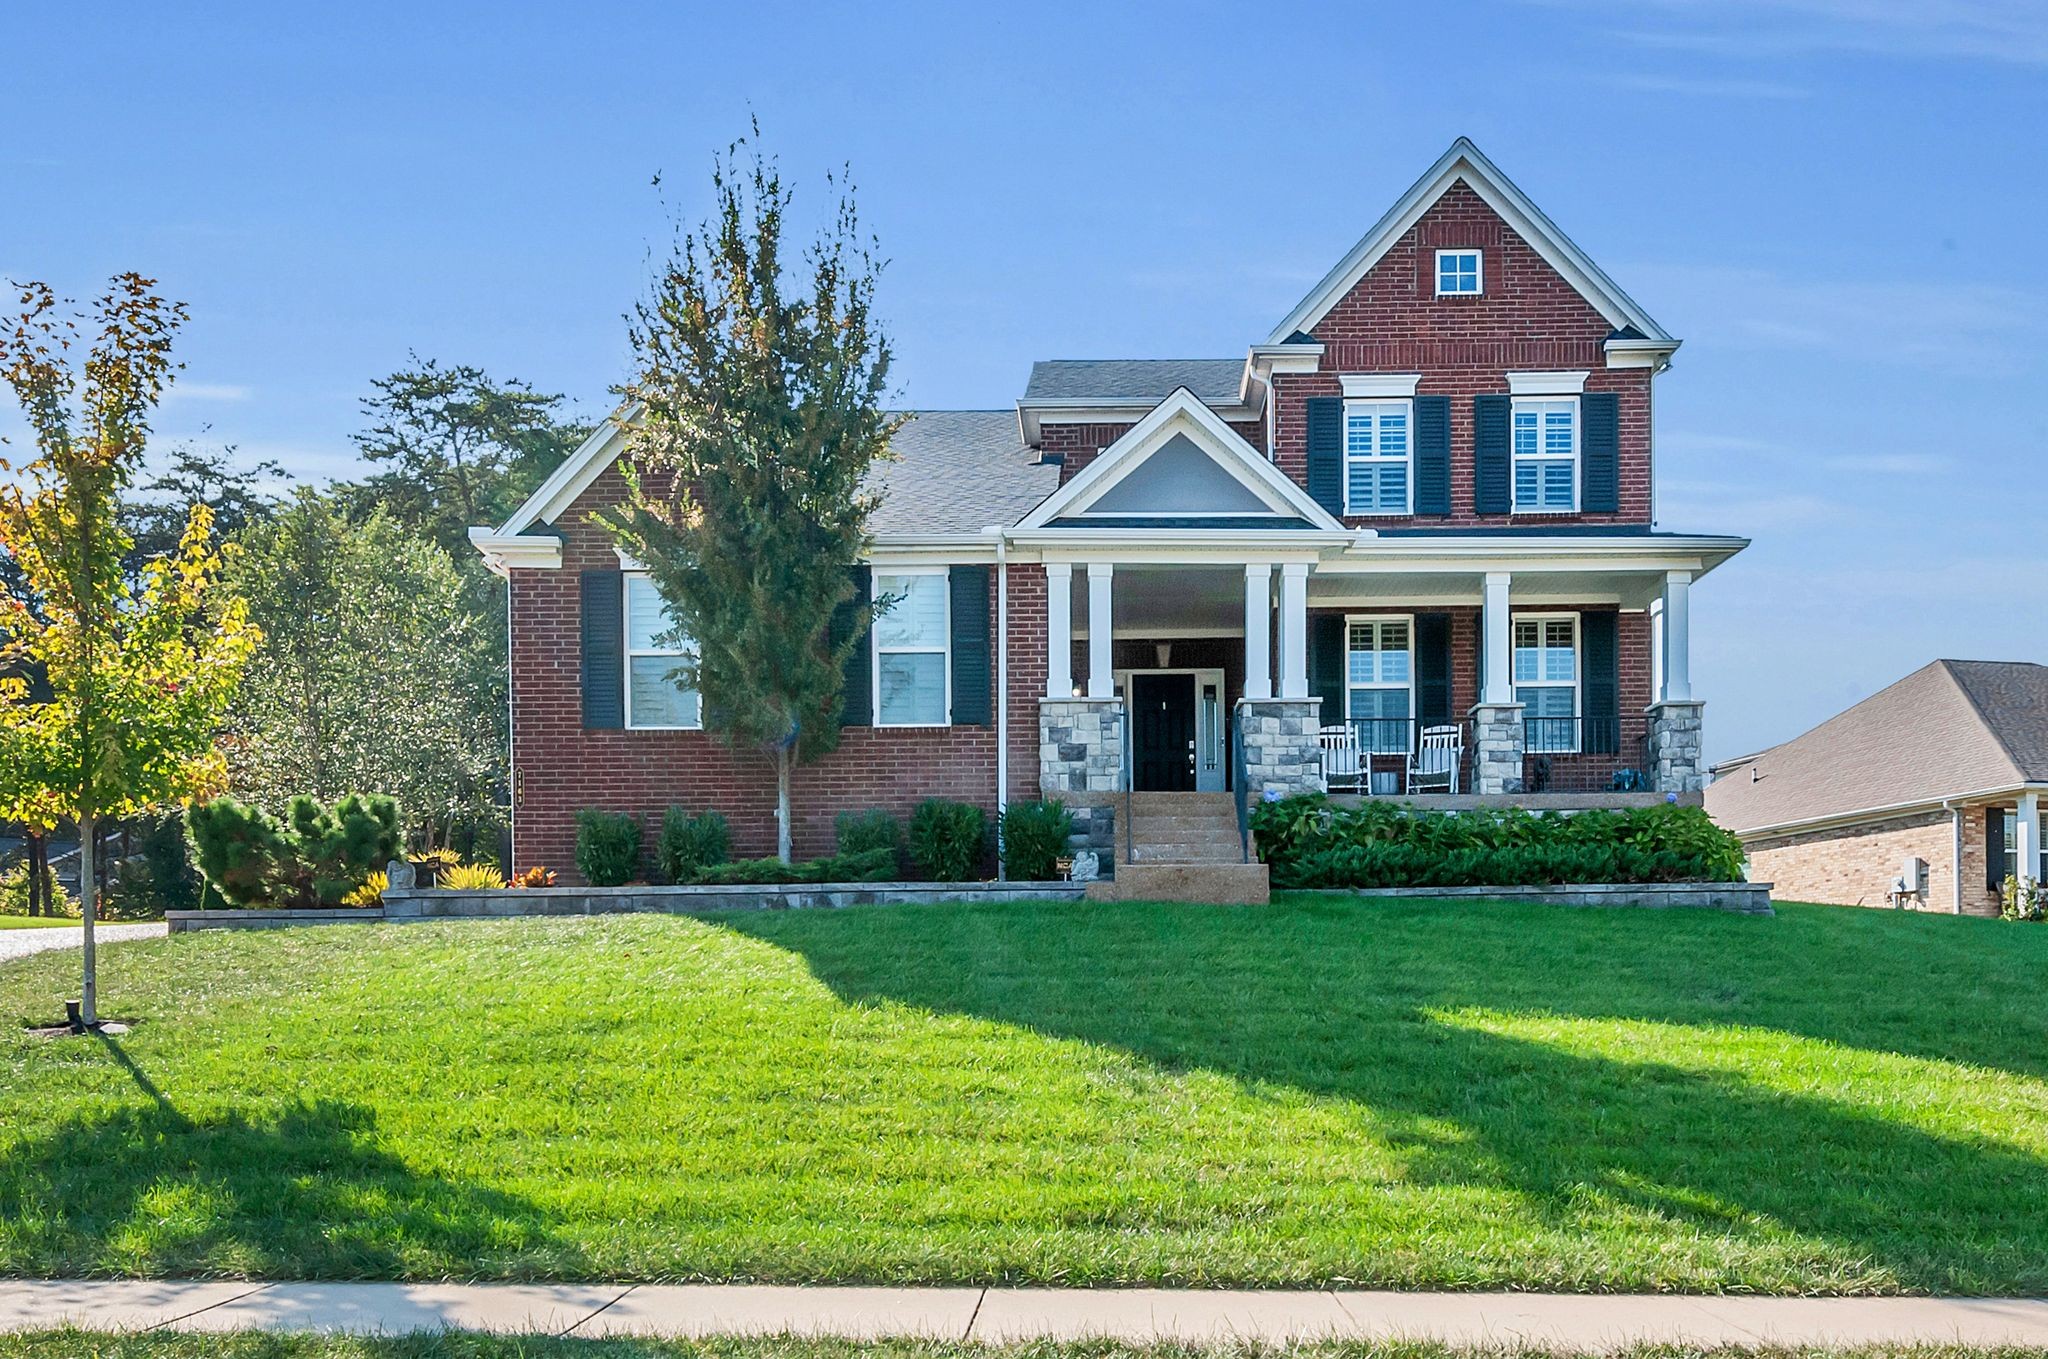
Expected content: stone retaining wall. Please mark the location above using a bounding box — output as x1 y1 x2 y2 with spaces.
1332 881 1772 914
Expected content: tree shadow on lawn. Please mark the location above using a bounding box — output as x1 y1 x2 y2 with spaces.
718 897 2048 1293
0 1034 585 1279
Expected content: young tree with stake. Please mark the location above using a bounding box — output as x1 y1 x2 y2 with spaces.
0 276 257 1025
600 138 901 863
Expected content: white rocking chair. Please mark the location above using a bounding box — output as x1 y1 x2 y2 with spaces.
1319 724 1364 792
1406 724 1463 795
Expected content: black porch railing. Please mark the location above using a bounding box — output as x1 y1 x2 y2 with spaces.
1229 712 1250 862
1520 716 1653 794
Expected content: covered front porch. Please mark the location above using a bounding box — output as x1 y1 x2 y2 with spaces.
1032 547 1716 803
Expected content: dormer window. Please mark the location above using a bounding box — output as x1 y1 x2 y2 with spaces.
1436 249 1483 296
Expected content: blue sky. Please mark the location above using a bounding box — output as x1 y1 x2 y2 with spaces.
4 0 2044 763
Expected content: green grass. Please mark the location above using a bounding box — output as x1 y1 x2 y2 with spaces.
0 916 76 930
2 896 2047 1292
0 1340 2027 1359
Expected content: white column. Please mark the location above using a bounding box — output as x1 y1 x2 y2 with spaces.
1044 562 1072 699
1087 562 1115 700
1481 571 1513 706
2019 791 2042 886
1243 563 1273 701
1660 570 1693 703
1649 597 1665 704
1278 562 1310 700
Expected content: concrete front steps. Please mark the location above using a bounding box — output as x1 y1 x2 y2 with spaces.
1088 792 1270 905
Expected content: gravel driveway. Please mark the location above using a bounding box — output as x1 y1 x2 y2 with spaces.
0 922 166 964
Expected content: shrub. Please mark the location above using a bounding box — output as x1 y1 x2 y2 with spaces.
658 807 731 884
1248 794 1747 890
442 862 507 891
909 799 986 882
341 871 388 908
822 845 899 882
689 845 900 887
576 810 642 886
187 797 292 907
509 866 559 888
835 808 902 859
999 799 1074 880
2002 875 2046 922
286 793 401 904
0 863 76 918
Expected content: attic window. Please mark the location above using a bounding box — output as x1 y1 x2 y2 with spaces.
1436 249 1482 296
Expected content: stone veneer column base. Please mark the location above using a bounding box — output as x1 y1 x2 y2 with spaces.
1040 698 1126 866
1469 702 1526 795
1237 698 1325 800
1647 700 1706 794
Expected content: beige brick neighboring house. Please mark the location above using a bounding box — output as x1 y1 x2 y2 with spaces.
1706 660 2048 916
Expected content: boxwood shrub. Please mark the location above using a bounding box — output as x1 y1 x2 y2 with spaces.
999 799 1074 881
909 798 986 882
1249 794 1745 890
658 807 730 884
575 810 642 887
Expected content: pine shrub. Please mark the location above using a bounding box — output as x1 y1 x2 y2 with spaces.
835 808 902 858
999 799 1074 881
909 799 987 882
658 807 731 884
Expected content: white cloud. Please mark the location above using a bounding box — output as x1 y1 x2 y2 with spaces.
1583 0 2048 65
164 382 254 404
1820 452 1952 474
1600 72 1811 99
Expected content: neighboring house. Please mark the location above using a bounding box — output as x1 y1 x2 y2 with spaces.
1706 660 2048 915
472 139 1747 876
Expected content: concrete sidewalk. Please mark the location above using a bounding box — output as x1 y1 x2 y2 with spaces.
7 1282 2048 1348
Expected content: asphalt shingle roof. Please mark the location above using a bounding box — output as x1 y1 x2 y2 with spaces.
1705 660 2048 834
866 410 1057 534
1023 359 1243 406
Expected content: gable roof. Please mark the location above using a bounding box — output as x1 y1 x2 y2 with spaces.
1266 137 1675 346
1018 387 1345 533
1705 660 2048 835
492 407 1057 541
1024 359 1244 407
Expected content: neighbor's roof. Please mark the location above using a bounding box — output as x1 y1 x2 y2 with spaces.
867 410 1058 535
1705 660 2048 835
1023 359 1244 407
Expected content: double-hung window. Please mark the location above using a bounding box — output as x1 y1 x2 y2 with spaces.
624 574 700 729
1436 249 1482 295
1512 397 1577 512
2000 810 2048 883
1344 400 1410 515
1514 616 1577 753
874 571 950 726
1346 617 1412 753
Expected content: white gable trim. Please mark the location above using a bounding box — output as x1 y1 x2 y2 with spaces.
497 405 638 536
1265 138 1675 347
1017 388 1345 531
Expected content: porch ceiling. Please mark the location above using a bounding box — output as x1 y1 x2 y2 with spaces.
1308 568 1669 610
1070 564 1244 636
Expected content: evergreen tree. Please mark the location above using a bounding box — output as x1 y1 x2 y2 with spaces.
600 137 900 862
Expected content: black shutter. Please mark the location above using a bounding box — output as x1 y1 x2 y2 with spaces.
1309 613 1346 729
1305 396 1344 517
1987 807 2006 892
1415 613 1452 728
1473 394 1511 514
579 570 624 730
948 565 992 726
1414 395 1451 516
839 565 872 726
1580 610 1619 754
1581 390 1619 514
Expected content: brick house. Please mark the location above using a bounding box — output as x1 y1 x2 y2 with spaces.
470 139 1747 877
1707 660 2048 915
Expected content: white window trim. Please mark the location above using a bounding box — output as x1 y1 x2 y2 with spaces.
1344 614 1416 751
1435 248 1483 296
1513 612 1579 753
623 572 702 731
2001 809 2048 882
1511 395 1580 515
1506 370 1589 395
1342 398 1414 517
1339 372 1423 399
872 566 953 728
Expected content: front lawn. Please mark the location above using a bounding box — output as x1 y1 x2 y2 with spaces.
2 896 2046 1292
0 917 75 930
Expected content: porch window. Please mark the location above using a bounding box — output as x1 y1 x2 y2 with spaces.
1514 615 1577 752
874 571 950 726
624 574 701 729
1512 397 1577 512
1347 617 1412 753
2000 810 2048 882
1344 400 1410 515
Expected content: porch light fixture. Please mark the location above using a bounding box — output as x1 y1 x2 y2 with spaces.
1155 642 1172 668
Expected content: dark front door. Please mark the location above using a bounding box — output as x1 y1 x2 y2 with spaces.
1131 673 1197 791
